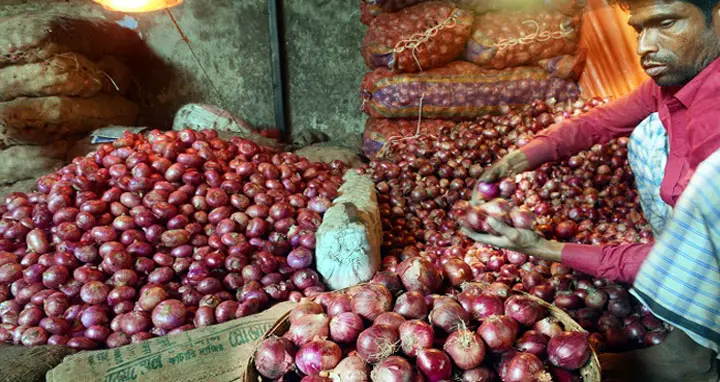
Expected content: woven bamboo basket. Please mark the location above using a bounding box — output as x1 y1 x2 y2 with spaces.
244 286 602 381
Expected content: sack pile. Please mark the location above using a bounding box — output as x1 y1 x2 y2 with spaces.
0 14 141 192
359 0 587 159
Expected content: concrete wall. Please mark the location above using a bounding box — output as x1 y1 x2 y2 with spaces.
0 0 367 141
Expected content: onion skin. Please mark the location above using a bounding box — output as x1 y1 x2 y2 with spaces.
505 352 548 382
370 356 413 382
324 355 369 382
357 324 398 363
329 312 363 344
547 331 592 370
254 337 296 379
351 283 392 321
393 291 428 320
429 300 468 333
504 295 546 327
295 339 342 377
477 315 518 352
287 314 329 347
396 257 442 295
399 320 434 357
416 349 452 382
443 329 486 370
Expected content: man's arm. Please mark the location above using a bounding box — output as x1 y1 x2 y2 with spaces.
520 80 658 169
562 243 652 284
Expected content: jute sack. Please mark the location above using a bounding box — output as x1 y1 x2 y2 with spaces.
0 95 139 147
0 13 143 67
0 344 76 382
46 301 296 382
0 140 72 185
0 53 104 102
95 55 133 96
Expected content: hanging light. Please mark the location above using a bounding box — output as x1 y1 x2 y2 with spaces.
92 0 182 13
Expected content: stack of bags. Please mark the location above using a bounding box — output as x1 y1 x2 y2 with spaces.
0 13 141 192
359 0 587 159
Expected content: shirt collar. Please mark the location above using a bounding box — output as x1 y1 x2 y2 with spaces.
668 56 720 108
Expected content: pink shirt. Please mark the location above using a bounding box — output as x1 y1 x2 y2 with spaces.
519 57 720 283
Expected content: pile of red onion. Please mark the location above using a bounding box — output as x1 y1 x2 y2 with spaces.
0 129 347 349
370 97 667 352
254 273 592 381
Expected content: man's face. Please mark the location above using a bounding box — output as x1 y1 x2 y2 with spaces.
628 1 720 86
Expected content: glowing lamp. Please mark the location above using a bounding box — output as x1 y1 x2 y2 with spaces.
93 0 182 13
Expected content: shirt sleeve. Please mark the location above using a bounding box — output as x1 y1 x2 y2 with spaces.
520 80 658 169
561 242 652 284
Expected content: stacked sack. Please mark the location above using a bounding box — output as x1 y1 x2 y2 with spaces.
359 0 587 159
0 14 141 192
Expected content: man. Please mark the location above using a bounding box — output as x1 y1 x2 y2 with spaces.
462 0 720 380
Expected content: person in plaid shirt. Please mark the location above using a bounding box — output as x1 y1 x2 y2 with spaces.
463 0 720 380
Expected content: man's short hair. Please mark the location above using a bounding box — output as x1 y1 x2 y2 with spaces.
610 0 720 22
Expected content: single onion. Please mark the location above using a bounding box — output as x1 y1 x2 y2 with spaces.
295 339 342 376
547 331 591 370
254 337 297 379
516 330 549 359
289 301 324 324
429 300 468 333
396 257 442 295
351 283 392 321
534 317 563 338
357 324 398 363
370 356 413 382
477 315 518 352
416 349 452 382
399 320 434 357
505 352 549 382
460 367 496 382
329 312 363 344
504 295 546 326
324 355 369 382
443 329 486 370
393 291 428 320
287 314 329 347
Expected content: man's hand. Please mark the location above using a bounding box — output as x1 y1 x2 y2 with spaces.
479 150 531 183
460 217 563 262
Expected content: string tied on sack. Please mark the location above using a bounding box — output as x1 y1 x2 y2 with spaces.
493 18 575 51
393 9 461 72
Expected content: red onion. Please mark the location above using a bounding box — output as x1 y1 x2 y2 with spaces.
287 314 329 347
396 257 442 295
326 294 352 318
398 320 434 357
254 337 297 379
460 367 496 382
357 324 398 363
477 315 518 352
505 352 549 382
416 349 452 382
393 291 428 319
151 299 186 330
444 329 486 370
534 317 563 338
370 356 413 382
429 299 468 333
516 330 549 359
607 298 632 318
475 182 500 201
295 339 342 376
324 355 369 382
371 271 404 296
547 331 591 370
329 312 363 344
504 295 546 326
468 293 504 321
290 301 325 324
351 283 392 321
374 312 405 330
643 330 667 346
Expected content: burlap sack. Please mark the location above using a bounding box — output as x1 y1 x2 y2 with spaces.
294 143 364 168
0 95 139 147
95 56 133 96
0 179 38 197
466 10 582 70
46 302 296 382
361 61 581 119
0 53 103 102
0 344 76 382
0 140 72 185
362 1 473 73
363 117 455 159
0 13 143 67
